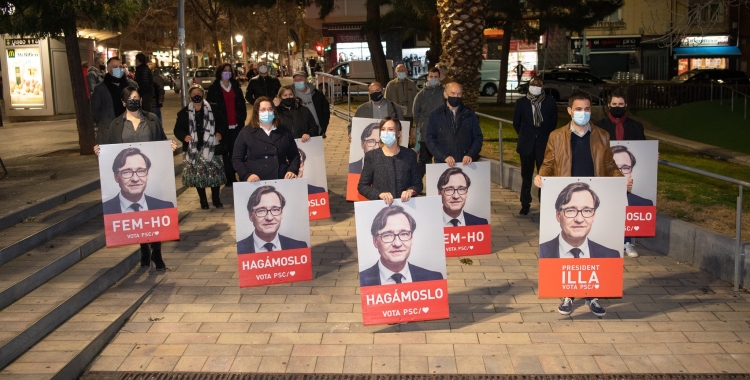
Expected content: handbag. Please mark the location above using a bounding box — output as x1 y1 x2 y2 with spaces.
214 140 227 156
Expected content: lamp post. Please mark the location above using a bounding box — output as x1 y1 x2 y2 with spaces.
235 34 245 76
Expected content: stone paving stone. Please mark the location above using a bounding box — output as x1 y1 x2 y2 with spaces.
565 355 602 374
257 356 289 372
702 354 746 373
285 356 316 373
675 354 723 373
229 356 262 372
593 355 630 373
342 357 372 373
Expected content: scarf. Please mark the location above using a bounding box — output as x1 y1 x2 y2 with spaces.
608 112 626 140
186 100 217 164
526 92 545 127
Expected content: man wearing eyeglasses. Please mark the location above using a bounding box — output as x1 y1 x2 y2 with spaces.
437 167 487 227
237 185 307 254
102 148 174 215
359 206 443 286
348 122 382 174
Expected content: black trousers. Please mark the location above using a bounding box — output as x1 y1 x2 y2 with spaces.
223 128 240 183
519 147 545 207
418 140 433 179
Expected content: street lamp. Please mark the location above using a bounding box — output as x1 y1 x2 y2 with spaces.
235 35 243 43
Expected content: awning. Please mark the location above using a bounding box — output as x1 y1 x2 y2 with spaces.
673 46 742 57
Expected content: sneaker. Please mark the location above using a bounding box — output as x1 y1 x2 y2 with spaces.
624 242 639 258
586 298 606 317
558 297 574 315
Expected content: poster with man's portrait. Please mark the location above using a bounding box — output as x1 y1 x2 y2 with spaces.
346 117 411 201
233 179 312 287
538 177 627 298
426 162 492 257
354 197 449 325
98 141 179 247
295 136 330 220
610 141 659 237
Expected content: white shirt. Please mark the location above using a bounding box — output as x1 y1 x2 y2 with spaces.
557 235 590 259
570 122 591 137
442 211 466 227
261 126 276 136
378 260 413 285
253 232 282 252
221 81 232 92
119 193 148 213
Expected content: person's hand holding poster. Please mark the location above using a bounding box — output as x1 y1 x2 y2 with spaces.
295 136 330 220
426 162 492 257
610 141 658 237
538 177 626 298
234 179 312 287
98 141 179 247
347 117 410 201
355 197 449 325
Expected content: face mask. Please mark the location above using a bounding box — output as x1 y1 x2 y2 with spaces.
258 65 268 74
428 77 440 87
447 96 462 108
609 106 626 118
259 111 274 124
380 131 397 147
370 91 383 102
125 99 141 112
572 111 591 126
191 95 203 104
529 86 542 96
294 81 306 90
221 71 232 81
99 65 106 70
281 98 295 107
397 72 406 80
112 68 124 78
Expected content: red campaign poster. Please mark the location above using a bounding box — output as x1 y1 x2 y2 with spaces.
625 205 657 237
444 224 492 257
360 280 449 325
103 208 180 247
308 192 330 220
295 137 331 220
237 248 313 287
538 258 624 298
346 173 367 201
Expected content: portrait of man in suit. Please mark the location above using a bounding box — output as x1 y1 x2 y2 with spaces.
102 147 175 215
437 167 488 227
611 145 654 207
298 148 325 195
348 122 381 174
539 182 620 259
359 205 444 286
237 185 308 254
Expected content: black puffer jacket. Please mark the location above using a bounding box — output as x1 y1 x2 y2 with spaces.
244 75 281 105
135 63 154 111
276 99 319 139
425 104 483 163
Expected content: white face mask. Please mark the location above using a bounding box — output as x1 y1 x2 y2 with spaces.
397 72 407 80
529 86 542 96
258 65 268 74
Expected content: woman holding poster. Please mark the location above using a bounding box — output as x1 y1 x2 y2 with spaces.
94 86 177 271
357 117 422 205
174 84 228 210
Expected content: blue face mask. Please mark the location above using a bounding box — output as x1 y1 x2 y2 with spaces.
397 72 407 80
380 131 397 147
572 111 591 126
259 111 274 124
112 68 124 78
428 77 440 87
294 81 306 90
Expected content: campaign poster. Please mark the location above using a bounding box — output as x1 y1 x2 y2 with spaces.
98 141 179 247
354 197 449 325
233 179 312 287
538 177 626 298
347 117 411 201
425 162 492 257
610 141 658 237
295 136 330 220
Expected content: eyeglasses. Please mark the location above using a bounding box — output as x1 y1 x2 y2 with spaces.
560 208 596 219
441 186 468 196
618 165 633 174
363 139 379 148
378 230 414 243
118 168 148 179
252 207 283 217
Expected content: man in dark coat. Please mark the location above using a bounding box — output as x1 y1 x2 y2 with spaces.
91 57 130 144
236 185 307 254
245 63 281 106
425 82 483 168
135 53 154 112
513 76 558 215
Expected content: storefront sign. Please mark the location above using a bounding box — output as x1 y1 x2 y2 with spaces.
336 33 367 43
571 37 640 50
7 46 45 107
509 40 537 51
4 38 39 46
681 35 729 47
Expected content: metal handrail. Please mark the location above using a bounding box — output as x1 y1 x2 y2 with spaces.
659 159 747 291
314 72 370 122
710 81 749 119
475 112 512 188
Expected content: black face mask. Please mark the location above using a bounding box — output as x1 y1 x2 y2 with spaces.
609 106 627 118
125 99 141 112
191 95 203 104
447 96 462 108
281 98 295 108
370 92 383 102
99 65 106 70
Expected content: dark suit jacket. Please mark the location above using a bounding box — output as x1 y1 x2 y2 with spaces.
348 159 363 175
596 116 646 141
236 232 308 254
627 192 654 206
538 236 620 259
359 262 444 287
232 126 301 181
464 212 488 226
102 194 175 215
513 96 558 156
308 184 326 194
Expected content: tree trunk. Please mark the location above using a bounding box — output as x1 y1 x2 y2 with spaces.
426 14 442 68
63 21 96 155
437 0 488 110
496 23 512 105
365 0 390 85
213 31 221 66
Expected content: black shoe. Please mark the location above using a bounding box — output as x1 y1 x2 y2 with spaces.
213 200 223 208
211 187 223 208
322 134 327 139
151 246 166 272
519 205 530 215
200 200 209 209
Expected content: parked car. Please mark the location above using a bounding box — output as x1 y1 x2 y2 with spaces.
670 69 749 85
190 69 215 91
173 69 195 94
555 64 593 74
413 59 505 97
320 60 394 97
518 70 607 103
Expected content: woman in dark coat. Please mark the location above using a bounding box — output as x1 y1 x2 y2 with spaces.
232 96 300 182
94 86 177 272
206 63 246 186
275 85 317 141
174 84 228 209
357 117 422 205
